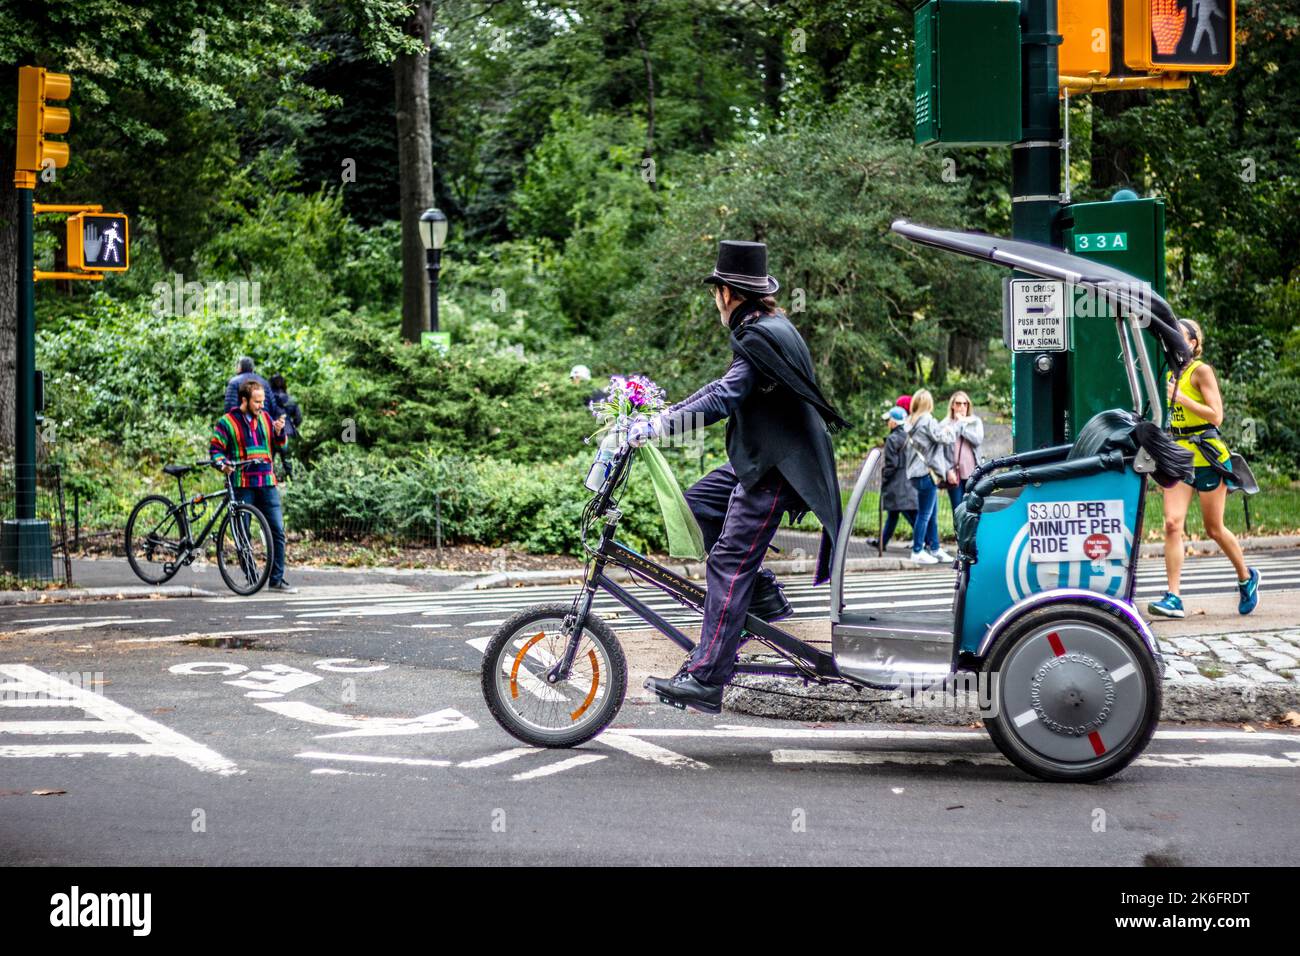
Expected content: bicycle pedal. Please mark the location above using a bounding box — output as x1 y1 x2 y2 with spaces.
656 694 687 711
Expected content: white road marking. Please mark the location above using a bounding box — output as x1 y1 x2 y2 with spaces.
310 767 383 777
1111 662 1137 682
465 637 490 653
511 753 607 781
458 747 539 768
244 614 284 620
258 700 477 737
0 665 240 775
771 749 1300 769
16 618 172 635
297 751 452 768
599 732 709 769
469 620 506 627
118 627 317 644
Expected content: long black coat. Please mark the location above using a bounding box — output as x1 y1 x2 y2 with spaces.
881 425 918 512
728 311 847 584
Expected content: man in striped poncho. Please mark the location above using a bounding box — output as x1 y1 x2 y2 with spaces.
210 379 294 592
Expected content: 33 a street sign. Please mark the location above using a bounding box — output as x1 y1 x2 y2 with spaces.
1124 0 1235 73
67 213 129 271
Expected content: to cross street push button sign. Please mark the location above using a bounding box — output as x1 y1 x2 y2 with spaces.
1004 278 1068 352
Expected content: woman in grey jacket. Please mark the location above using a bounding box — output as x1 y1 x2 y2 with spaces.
943 390 984 512
904 389 955 564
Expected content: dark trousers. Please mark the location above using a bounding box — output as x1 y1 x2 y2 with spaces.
234 485 287 585
881 509 916 548
682 464 804 686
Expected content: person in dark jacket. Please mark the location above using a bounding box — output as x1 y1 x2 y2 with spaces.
873 406 917 550
268 374 302 480
628 240 847 714
224 357 284 421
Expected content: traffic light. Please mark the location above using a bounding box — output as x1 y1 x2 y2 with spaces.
1058 0 1112 78
15 66 72 174
66 213 130 271
1124 0 1235 73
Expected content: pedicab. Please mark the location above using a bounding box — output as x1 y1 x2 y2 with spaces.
480 220 1194 782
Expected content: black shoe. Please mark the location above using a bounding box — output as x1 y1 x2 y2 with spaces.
747 575 792 622
644 671 723 714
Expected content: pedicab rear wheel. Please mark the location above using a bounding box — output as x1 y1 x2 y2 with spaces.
481 603 627 748
981 602 1160 783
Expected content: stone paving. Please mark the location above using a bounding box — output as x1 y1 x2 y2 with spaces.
1157 628 1300 687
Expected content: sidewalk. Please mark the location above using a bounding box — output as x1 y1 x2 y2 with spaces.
0 533 1294 604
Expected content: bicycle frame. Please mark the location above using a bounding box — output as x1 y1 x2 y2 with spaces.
546 449 839 687
157 464 256 569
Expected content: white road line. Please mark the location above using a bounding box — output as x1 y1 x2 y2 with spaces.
599 732 709 769
259 701 477 737
14 618 172 635
511 753 607 781
458 747 539 768
117 627 317 644
469 619 506 627
771 749 1300 769
465 637 490 653
296 751 452 767
587 725 1300 744
244 614 284 620
0 665 240 775
310 767 383 777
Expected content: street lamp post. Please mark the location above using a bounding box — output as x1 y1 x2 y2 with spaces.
418 207 448 335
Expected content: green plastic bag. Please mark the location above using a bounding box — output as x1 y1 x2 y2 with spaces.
639 444 707 560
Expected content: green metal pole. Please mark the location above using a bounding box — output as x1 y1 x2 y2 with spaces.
1011 0 1066 451
15 184 35 519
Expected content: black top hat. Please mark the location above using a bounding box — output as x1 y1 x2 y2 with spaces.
702 240 779 295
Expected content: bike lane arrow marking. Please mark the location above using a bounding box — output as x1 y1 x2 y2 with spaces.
256 700 477 738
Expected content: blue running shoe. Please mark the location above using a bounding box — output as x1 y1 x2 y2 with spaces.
1238 567 1261 615
1148 592 1185 619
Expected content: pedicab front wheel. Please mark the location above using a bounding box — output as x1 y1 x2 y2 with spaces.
982 602 1161 783
481 603 627 748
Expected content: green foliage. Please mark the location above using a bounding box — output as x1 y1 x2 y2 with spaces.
283 446 674 556
38 293 343 461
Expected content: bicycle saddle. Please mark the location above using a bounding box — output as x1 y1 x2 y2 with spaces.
163 464 195 477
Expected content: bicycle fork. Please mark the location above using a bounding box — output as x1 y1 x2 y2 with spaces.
545 509 619 684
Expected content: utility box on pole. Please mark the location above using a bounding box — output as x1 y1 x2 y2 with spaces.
1062 196 1168 428
914 0 1023 147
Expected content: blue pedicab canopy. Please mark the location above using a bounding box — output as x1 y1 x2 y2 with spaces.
889 220 1193 376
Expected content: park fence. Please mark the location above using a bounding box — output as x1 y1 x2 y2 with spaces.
0 461 74 584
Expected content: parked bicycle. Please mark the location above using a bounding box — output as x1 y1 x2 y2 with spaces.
125 459 273 595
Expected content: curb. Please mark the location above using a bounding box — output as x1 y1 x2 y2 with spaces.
722 671 1300 725
0 585 218 606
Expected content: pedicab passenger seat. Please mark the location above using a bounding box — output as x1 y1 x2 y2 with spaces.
954 409 1145 565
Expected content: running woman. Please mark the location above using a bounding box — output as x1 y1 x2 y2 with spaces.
1149 319 1260 618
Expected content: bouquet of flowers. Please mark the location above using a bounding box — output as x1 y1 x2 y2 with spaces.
587 374 668 442
583 373 705 560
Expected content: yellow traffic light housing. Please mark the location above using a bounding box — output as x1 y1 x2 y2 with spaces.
15 66 72 177
1058 0 1112 78
66 212 130 272
1124 0 1236 73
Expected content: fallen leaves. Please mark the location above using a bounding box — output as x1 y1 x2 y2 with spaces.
1281 711 1300 727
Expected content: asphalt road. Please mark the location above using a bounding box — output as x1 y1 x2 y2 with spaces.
2 560 1298 866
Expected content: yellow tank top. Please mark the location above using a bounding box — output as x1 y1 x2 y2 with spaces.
1168 360 1229 467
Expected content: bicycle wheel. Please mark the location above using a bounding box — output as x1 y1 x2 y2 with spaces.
982 602 1161 783
124 495 185 585
216 503 273 595
481 603 627 748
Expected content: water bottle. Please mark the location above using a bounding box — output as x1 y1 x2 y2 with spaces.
584 430 621 492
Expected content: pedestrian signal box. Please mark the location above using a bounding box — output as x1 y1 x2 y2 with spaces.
67 213 129 271
913 0 1022 147
1058 0 1112 78
1124 0 1235 73
1062 197 1168 429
